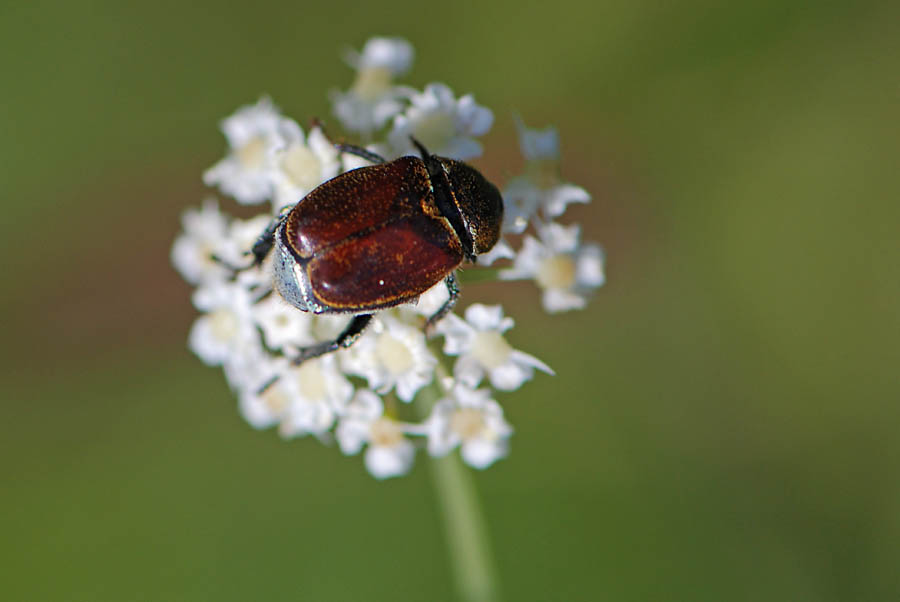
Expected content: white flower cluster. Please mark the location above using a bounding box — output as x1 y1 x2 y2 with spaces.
494 117 606 312
172 37 605 479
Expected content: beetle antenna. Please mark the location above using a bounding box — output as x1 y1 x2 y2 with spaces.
410 136 432 159
334 143 387 165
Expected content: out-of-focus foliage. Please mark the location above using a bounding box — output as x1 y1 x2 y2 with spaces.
1 1 898 601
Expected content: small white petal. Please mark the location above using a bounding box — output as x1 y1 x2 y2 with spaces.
453 355 486 389
394 367 434 403
500 235 544 280
188 314 231 366
463 304 508 331
220 97 282 144
461 438 508 469
225 214 273 264
237 356 292 429
335 388 416 479
438 313 475 356
453 383 494 407
515 116 560 161
365 440 415 479
543 184 591 218
336 390 383 455
577 244 606 288
351 37 414 75
222 341 272 392
542 288 587 313
489 351 553 391
501 177 541 234
336 422 368 455
252 293 315 350
455 94 494 136
476 238 516 266
510 349 554 376
427 83 455 106
425 399 461 457
278 355 354 438
487 358 533 391
280 401 336 438
539 222 581 254
336 417 369 455
170 199 232 284
353 389 384 418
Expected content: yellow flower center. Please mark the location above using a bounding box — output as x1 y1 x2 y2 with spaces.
376 332 414 376
471 331 513 370
369 417 404 447
294 360 327 400
236 135 266 168
260 385 289 414
280 144 322 190
352 66 392 101
451 408 486 440
209 309 239 341
413 112 455 152
536 254 576 290
274 312 291 329
198 242 219 271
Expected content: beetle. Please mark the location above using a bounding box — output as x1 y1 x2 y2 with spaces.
246 138 503 364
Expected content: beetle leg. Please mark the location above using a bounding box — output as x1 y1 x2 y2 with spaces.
256 313 375 393
425 273 459 335
248 221 277 267
249 208 292 267
292 313 374 364
335 143 387 165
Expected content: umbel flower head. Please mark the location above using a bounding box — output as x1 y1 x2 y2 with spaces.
172 36 605 479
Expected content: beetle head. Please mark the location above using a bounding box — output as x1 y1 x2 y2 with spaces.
409 137 503 260
437 158 503 257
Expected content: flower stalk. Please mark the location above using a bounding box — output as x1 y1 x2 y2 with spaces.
429 449 502 602
415 382 501 602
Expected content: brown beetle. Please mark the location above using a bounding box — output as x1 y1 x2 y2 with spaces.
248 139 503 364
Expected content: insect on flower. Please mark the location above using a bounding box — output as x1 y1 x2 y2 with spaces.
243 138 504 365
175 36 603 478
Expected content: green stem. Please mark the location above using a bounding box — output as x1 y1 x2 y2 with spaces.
415 385 502 602
457 267 504 284
429 449 502 602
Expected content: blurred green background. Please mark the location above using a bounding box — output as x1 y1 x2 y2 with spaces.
2 1 898 600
